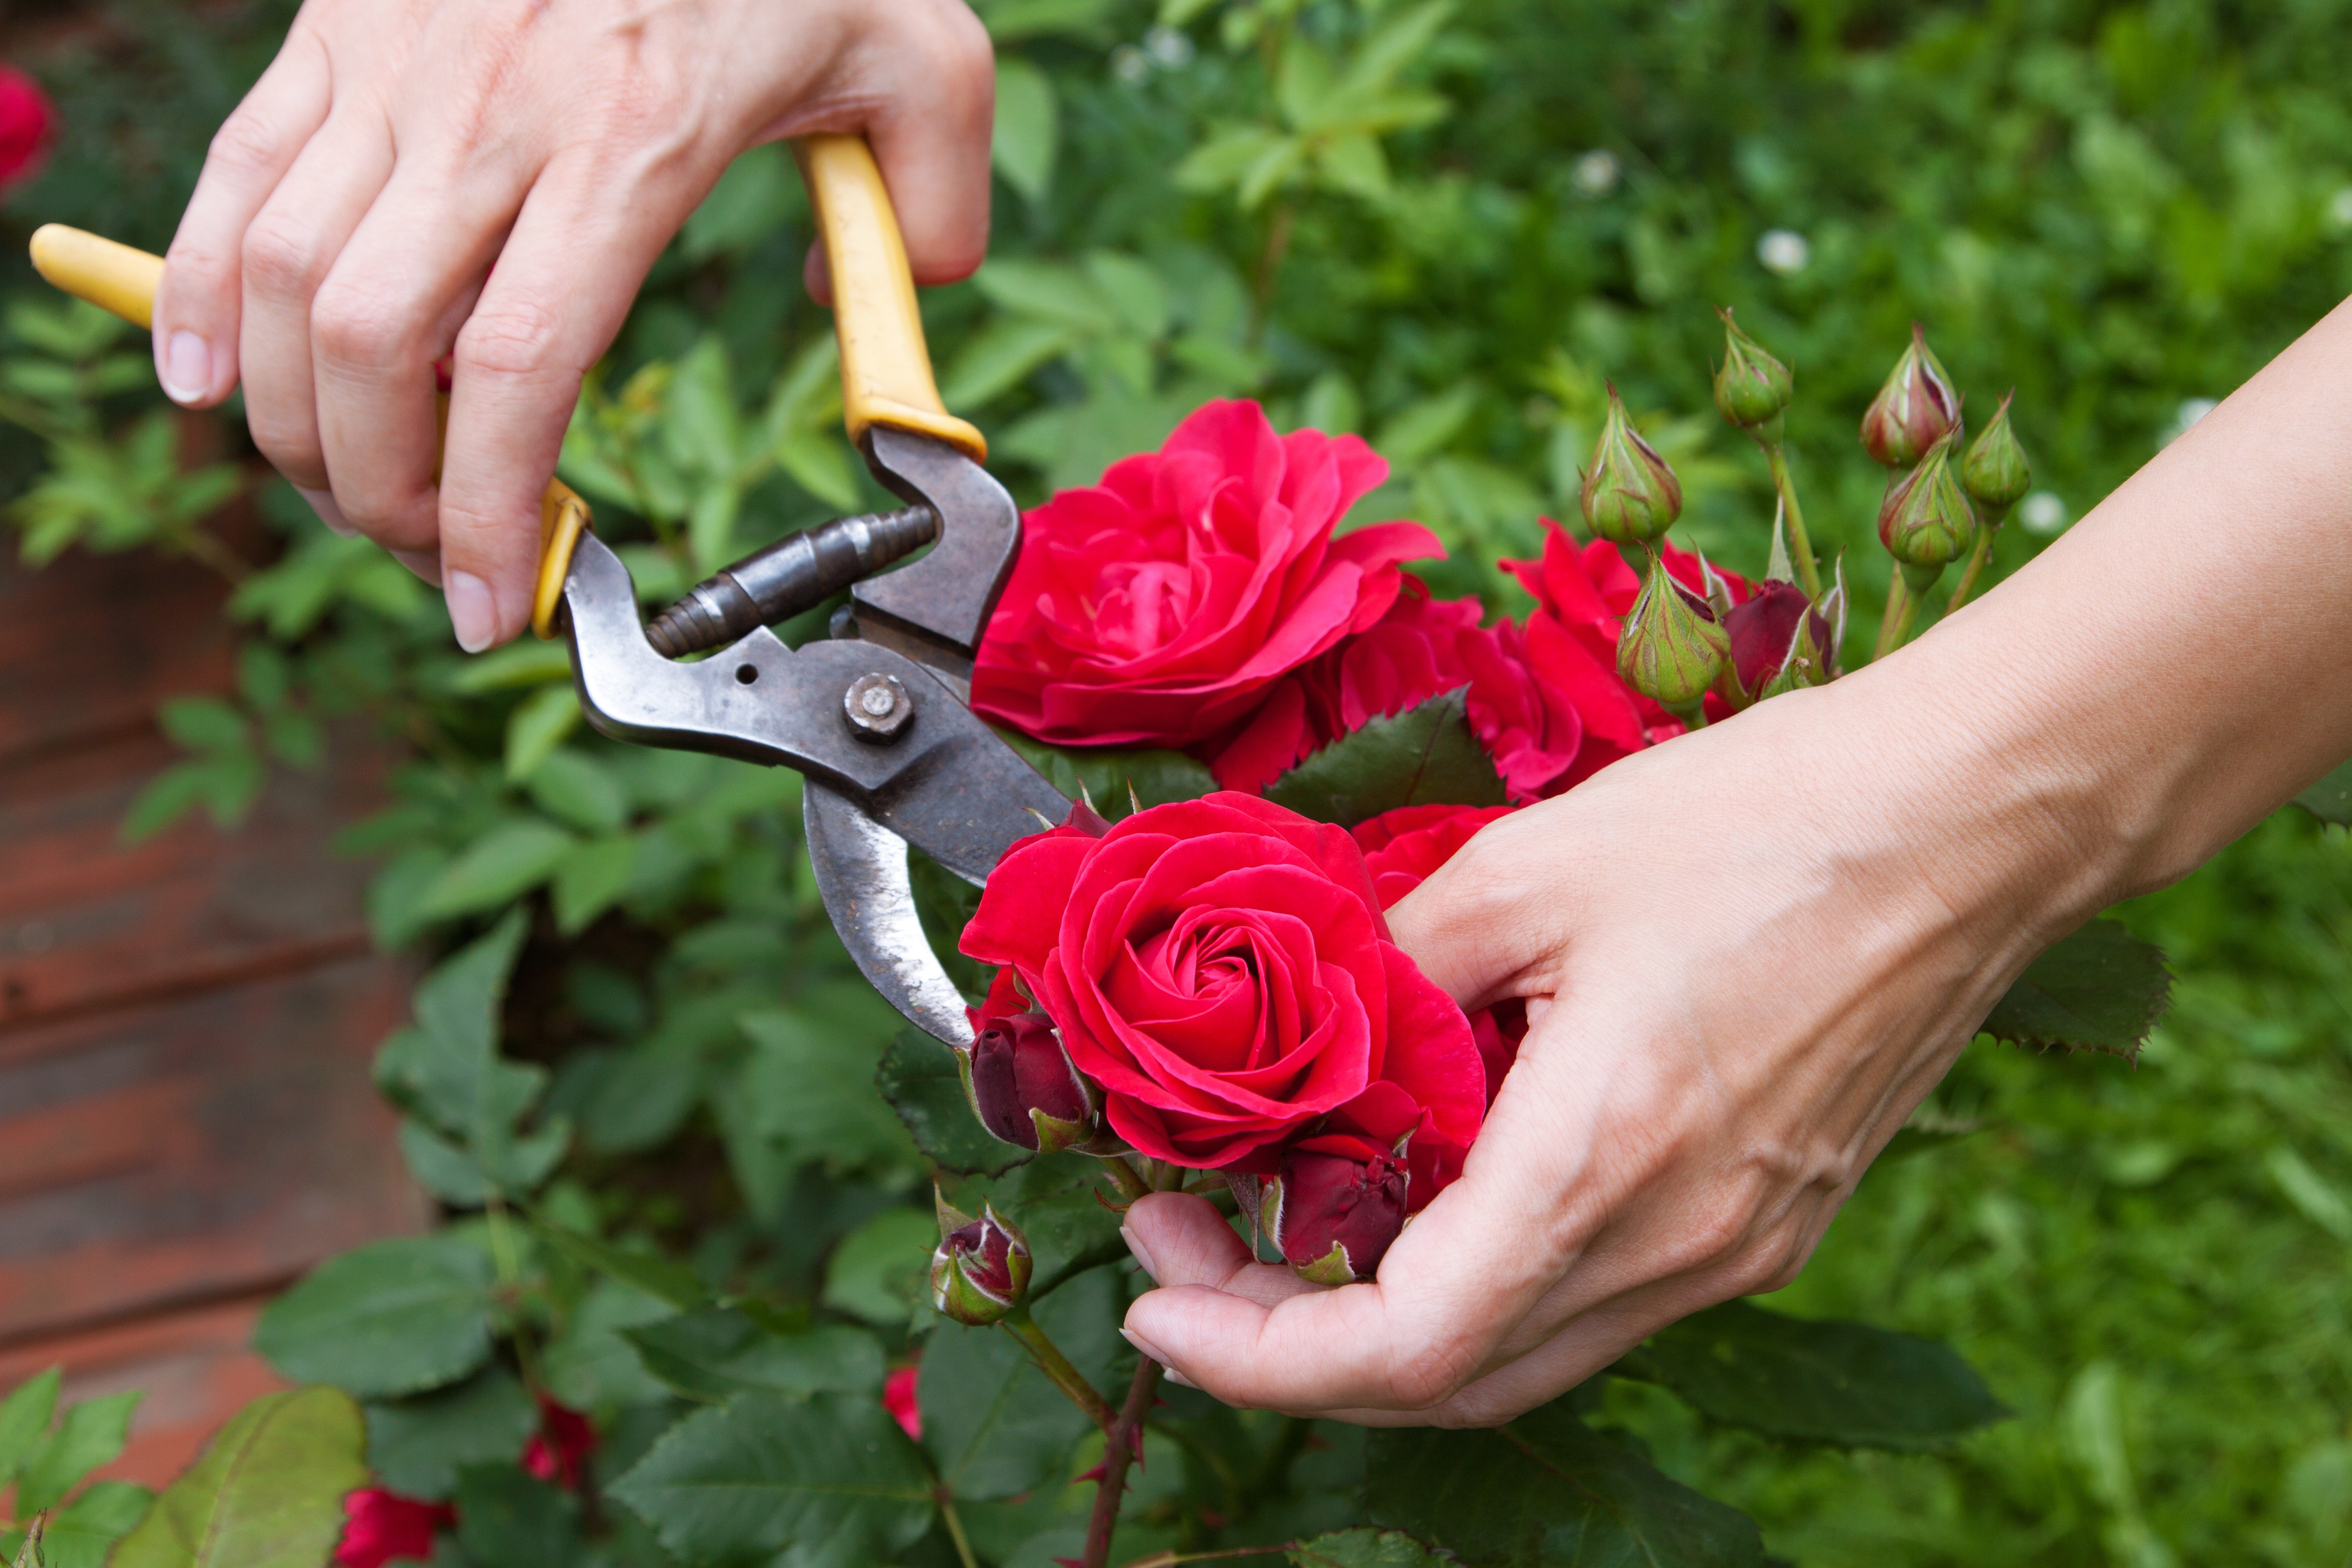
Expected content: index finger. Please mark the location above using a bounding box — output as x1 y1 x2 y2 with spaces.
1122 1039 1606 1413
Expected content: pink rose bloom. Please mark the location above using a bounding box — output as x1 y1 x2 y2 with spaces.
971 400 1441 749
883 1364 923 1440
0 67 55 196
336 1489 454 1568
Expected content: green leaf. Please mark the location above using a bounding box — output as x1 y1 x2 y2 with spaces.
607 1392 934 1565
541 1280 676 1413
505 684 583 783
454 1465 582 1567
821 1208 941 1326
1982 918 2171 1058
683 144 802 262
1618 1299 2008 1451
1292 1528 1451 1568
41 1480 153 1568
156 696 246 754
552 834 638 935
527 1216 709 1311
448 639 574 694
1366 1400 1766 1567
253 1237 496 1399
940 318 1078 411
623 1308 885 1403
993 57 1059 203
725 996 922 1207
943 1154 1127 1299
527 749 628 834
118 763 217 844
0 1367 61 1485
16 1392 139 1515
364 1369 539 1501
876 1028 1032 1178
1341 0 1458 96
993 731 1219 819
414 819 577 920
1373 385 1478 467
110 1387 369 1568
1265 687 1507 826
2294 756 2352 825
919 1269 1127 1500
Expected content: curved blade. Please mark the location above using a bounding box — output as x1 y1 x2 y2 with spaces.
803 781 976 1049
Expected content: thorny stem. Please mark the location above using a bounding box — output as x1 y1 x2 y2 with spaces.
1944 507 2008 614
483 1195 545 1395
1082 1356 1167 1568
1101 1155 1153 1204
1001 1304 1118 1430
1763 443 1823 599
936 1489 980 1568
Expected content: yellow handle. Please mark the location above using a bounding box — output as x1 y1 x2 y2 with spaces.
795 135 986 462
26 224 587 640
31 225 165 330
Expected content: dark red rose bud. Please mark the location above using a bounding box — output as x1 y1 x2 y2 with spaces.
931 1201 1032 1325
1859 323 1961 468
1263 1143 1409 1285
964 1010 1098 1153
1720 581 1833 710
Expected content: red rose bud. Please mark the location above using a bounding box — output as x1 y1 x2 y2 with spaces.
1876 430 1976 592
1719 581 1833 710
1962 391 2031 515
336 1489 455 1568
1712 308 1794 438
1859 323 1961 468
930 1202 1032 1325
1616 551 1728 721
1579 388 1683 548
0 68 57 196
1263 1143 1408 1284
961 1009 1098 1153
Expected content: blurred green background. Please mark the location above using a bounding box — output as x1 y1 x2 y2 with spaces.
4 0 2350 1563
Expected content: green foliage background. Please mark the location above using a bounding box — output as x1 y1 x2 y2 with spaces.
5 0 2352 1563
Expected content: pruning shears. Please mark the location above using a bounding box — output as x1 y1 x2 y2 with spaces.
30 135 1068 1051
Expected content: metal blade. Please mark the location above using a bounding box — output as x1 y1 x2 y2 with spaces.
803 781 976 1049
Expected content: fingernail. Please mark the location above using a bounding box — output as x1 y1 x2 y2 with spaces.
295 486 355 536
1120 1326 1169 1363
1165 1367 1199 1390
160 330 211 404
1120 1224 1159 1282
445 569 496 652
392 549 443 588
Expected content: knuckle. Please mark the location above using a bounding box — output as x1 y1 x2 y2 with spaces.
454 297 569 381
241 211 329 301
310 278 414 369
1384 1338 1479 1411
207 108 289 178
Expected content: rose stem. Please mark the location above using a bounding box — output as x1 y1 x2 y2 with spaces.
1082 1356 1167 1568
1764 442 1823 599
1101 1156 1152 1204
1871 574 1911 662
1944 507 2008 614
1114 1546 1297 1568
935 1489 980 1568
1001 1304 1117 1430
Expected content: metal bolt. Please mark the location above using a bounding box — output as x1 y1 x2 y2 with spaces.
843 672 914 742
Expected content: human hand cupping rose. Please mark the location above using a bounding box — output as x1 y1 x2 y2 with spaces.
155 0 992 649
1112 660 2104 1424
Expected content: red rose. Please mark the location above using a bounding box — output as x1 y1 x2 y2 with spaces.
883 1364 923 1440
971 399 1442 749
959 793 1485 1183
0 68 55 196
1721 579 1833 703
1352 803 1526 1108
1504 522 1750 779
336 1489 454 1568
520 1394 597 1492
1206 582 1587 800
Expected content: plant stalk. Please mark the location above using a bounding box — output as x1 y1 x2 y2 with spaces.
1001 1304 1117 1430
1874 575 1924 658
1101 1155 1152 1204
1944 506 2009 614
1082 1356 1167 1568
1764 442 1822 599
937 1489 980 1568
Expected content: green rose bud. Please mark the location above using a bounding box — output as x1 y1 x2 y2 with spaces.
1962 391 2032 514
1876 430 1976 593
1858 323 1962 468
1580 387 1683 548
930 1200 1032 1326
1616 551 1729 722
1713 307 1794 438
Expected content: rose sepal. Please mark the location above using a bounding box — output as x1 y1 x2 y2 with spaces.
930 1198 1033 1327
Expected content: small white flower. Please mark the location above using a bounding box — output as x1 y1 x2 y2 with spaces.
2162 396 2218 445
1145 25 1194 68
2328 185 2352 233
2019 490 2068 536
1572 150 1620 196
1112 45 1149 84
1757 228 1810 275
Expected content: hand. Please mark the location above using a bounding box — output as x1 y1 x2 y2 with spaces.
1114 662 2111 1425
153 0 993 648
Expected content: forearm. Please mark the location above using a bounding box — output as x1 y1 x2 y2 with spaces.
1865 294 2352 916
